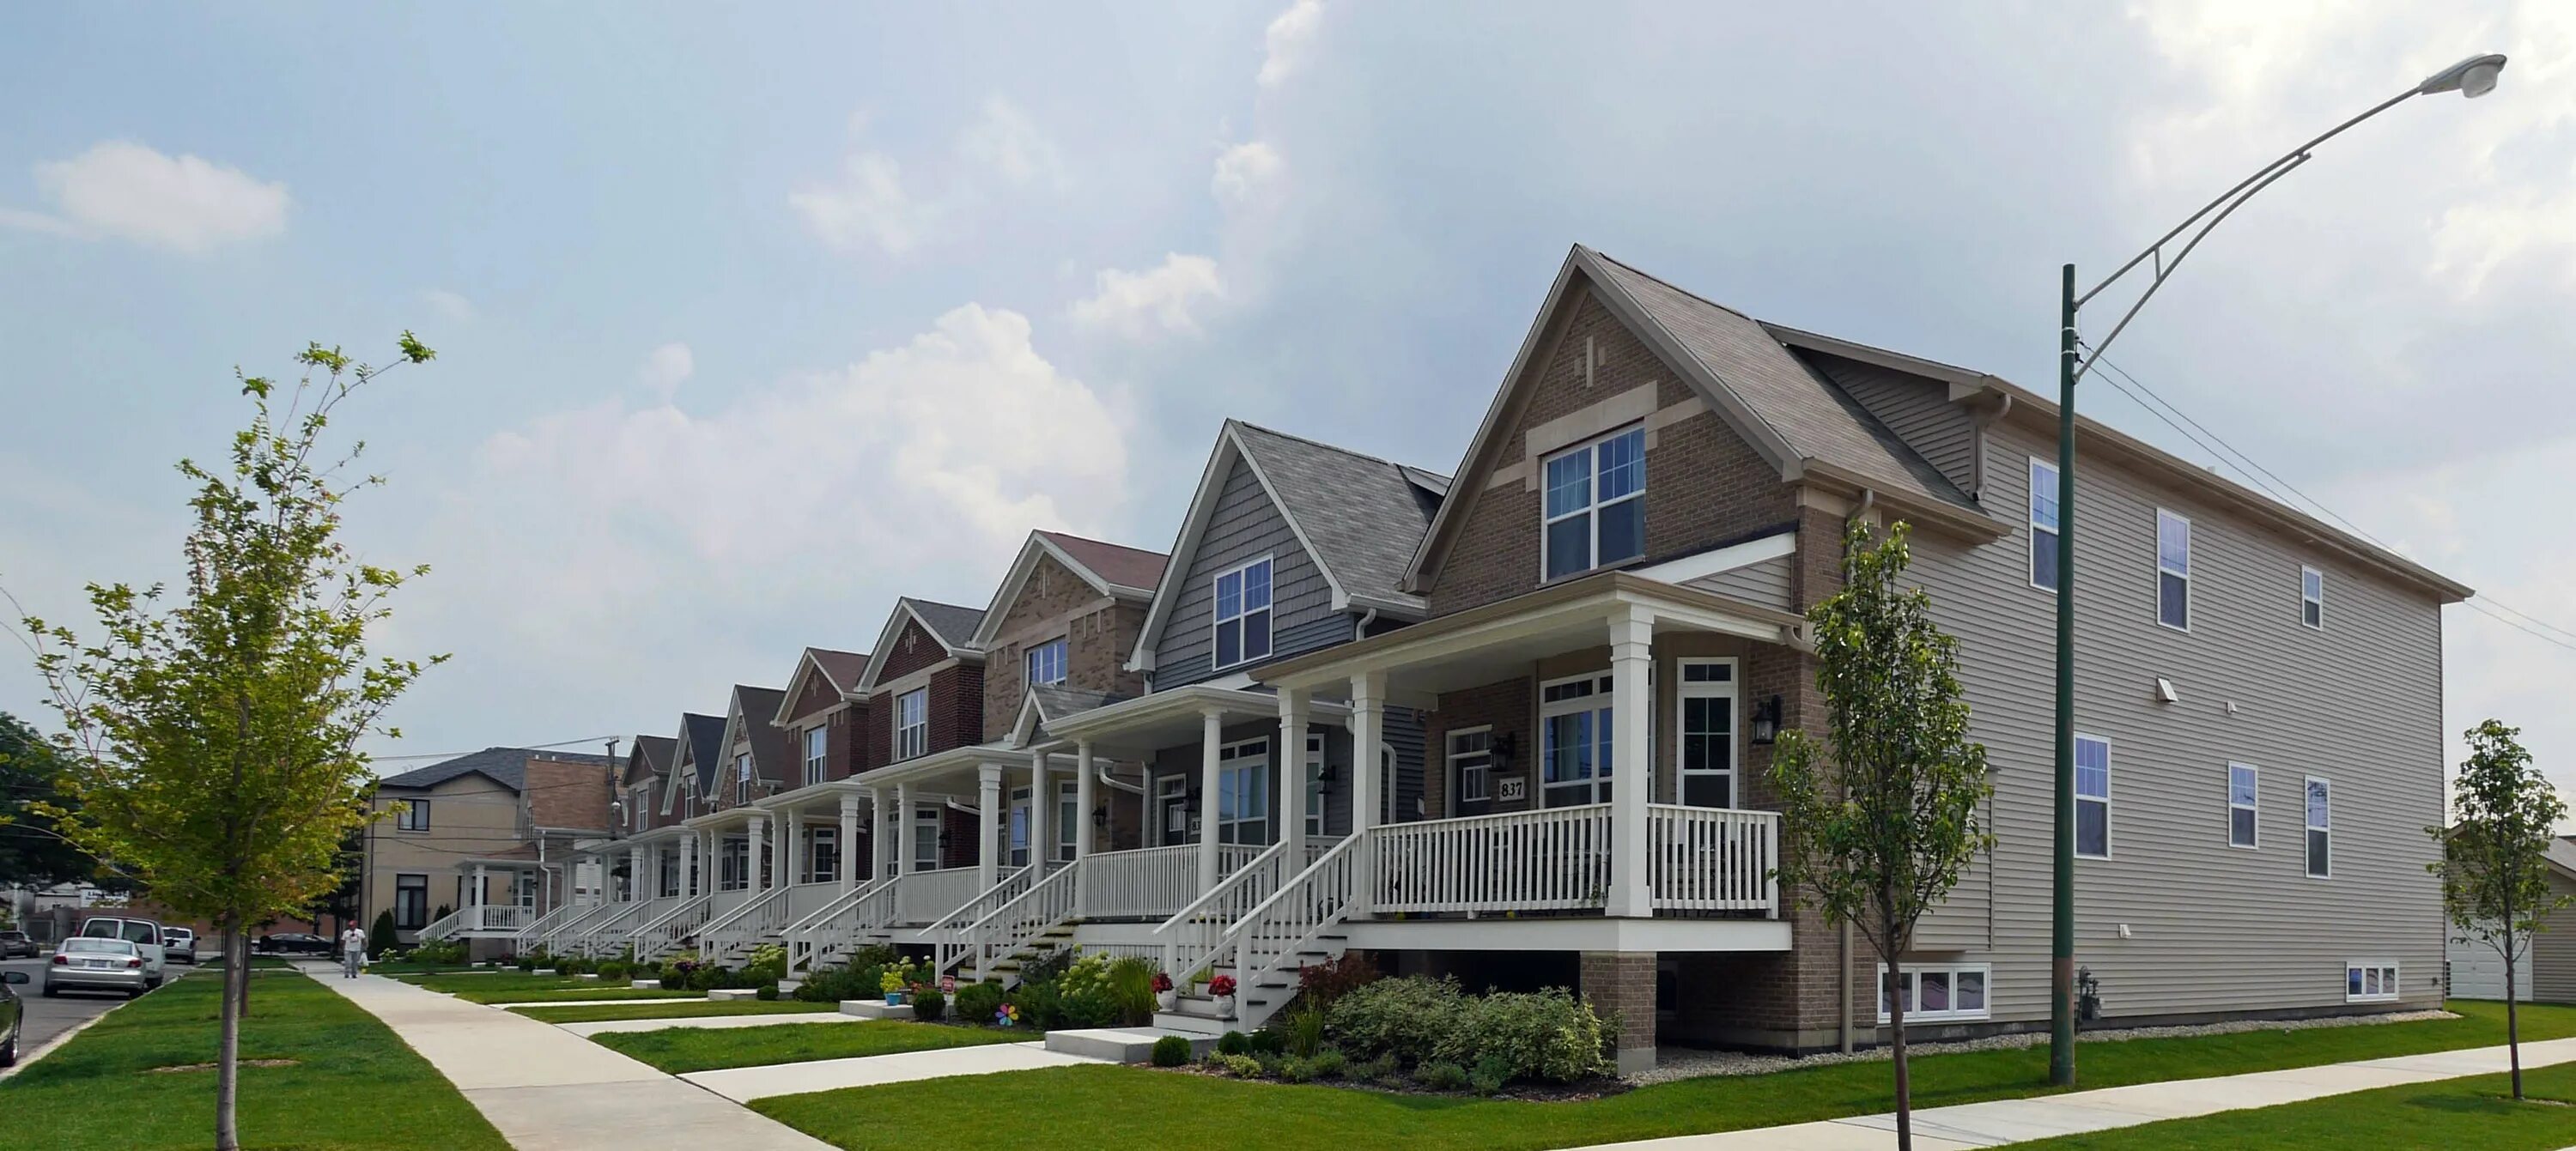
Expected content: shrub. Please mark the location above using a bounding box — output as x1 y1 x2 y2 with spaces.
1324 975 1464 1066
367 910 398 958
1470 1053 1511 1096
1246 1028 1285 1056
1255 1052 1285 1079
1278 1056 1315 1083
1107 956 1158 1025
556 955 588 976
1294 950 1379 1009
1355 1052 1403 1088
756 981 780 1001
1281 1005 1326 1057
516 954 538 972
744 943 787 984
1057 953 1155 1028
1428 987 1610 1084
1414 1061 1471 1092
598 960 629 981
910 988 946 1021
953 980 1006 1026
794 962 879 1003
1216 1031 1250 1056
1013 980 1063 1031
1018 945 1074 987
1151 1034 1192 1068
1309 1048 1346 1080
1216 1053 1264 1079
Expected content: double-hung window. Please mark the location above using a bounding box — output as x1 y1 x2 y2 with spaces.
804 726 828 782
2306 777 2332 877
1542 426 1646 580
1677 658 1737 808
2301 566 2325 630
1027 637 1068 687
1217 739 1271 845
394 874 428 930
1212 557 1273 669
2347 960 2399 1003
2075 734 2111 858
2156 510 2191 629
1540 673 1617 807
894 688 927 760
395 798 431 832
1448 728 1493 808
734 753 753 804
2227 763 2258 849
1880 962 1990 1023
2029 457 2061 591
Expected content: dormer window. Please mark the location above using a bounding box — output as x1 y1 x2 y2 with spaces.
1542 426 1645 580
1213 557 1273 669
1028 637 1068 687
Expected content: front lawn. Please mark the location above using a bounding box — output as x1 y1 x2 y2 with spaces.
516 999 837 1023
393 972 701 1005
2014 1061 2576 1149
450 984 701 1005
0 969 506 1150
753 1002 2576 1151
595 1018 1032 1074
395 972 629 994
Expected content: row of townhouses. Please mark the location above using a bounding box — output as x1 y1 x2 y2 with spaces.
380 245 2470 1071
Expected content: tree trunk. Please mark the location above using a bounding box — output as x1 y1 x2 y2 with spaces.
216 924 245 1151
2505 945 2524 1101
1890 964 1912 1151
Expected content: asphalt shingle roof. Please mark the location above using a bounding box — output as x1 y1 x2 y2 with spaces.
1023 684 1128 744
379 746 611 793
623 734 677 787
904 598 987 652
732 685 790 782
1039 530 1169 593
1232 421 1449 614
678 712 726 794
809 648 869 692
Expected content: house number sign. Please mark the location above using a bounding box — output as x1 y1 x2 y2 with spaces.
1497 777 1527 803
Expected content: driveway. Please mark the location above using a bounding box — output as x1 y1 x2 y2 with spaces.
4 954 143 1050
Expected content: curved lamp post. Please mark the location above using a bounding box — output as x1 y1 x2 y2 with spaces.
2047 51 2506 1087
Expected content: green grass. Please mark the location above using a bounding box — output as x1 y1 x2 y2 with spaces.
2014 1061 2576 1149
393 972 701 1004
513 999 838 1023
753 1002 2576 1151
0 969 507 1150
592 1018 1032 1073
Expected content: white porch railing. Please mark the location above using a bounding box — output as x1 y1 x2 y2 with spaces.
1079 842 1267 919
459 904 530 934
513 900 590 946
785 877 896 974
630 892 714 963
566 898 655 956
1171 833 1364 1033
945 862 1081 980
704 882 841 964
920 867 1035 972
1373 803 1612 913
416 907 464 942
1151 837 1323 982
1647 805 1780 913
896 867 995 928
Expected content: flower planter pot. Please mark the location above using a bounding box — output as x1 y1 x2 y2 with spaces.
884 991 905 1006
1157 990 1177 1011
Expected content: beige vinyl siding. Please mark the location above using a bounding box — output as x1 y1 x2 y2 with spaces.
2533 870 2576 1003
1685 553 1795 612
1899 416 2445 1023
1817 356 1978 497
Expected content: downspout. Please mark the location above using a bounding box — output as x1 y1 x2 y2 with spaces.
1353 607 1379 642
1095 764 1145 796
1854 488 1876 524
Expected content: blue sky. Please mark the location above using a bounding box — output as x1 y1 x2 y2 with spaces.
4 3 2573 793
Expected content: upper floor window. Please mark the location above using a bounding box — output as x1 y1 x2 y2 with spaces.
1028 637 1068 687
804 725 828 780
1448 727 1493 807
734 753 753 804
2301 566 2325 630
395 799 431 832
2075 734 2111 858
630 785 648 831
2227 763 2258 849
2029 457 2061 591
1213 557 1273 669
2306 777 2332 878
2155 510 2191 630
1542 426 1646 580
895 688 928 760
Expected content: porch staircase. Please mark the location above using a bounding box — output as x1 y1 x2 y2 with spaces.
563 899 650 956
512 900 594 951
416 908 464 943
1151 833 1361 1035
698 885 793 966
785 877 896 975
631 892 713 964
939 860 1080 983
920 866 1034 979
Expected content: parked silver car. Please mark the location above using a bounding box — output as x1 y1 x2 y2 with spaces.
76 917 165 988
161 927 197 965
45 937 150 998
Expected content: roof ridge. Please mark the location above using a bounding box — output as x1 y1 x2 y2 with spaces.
899 595 982 613
1036 529 1166 559
1581 245 1769 330
1229 418 1453 483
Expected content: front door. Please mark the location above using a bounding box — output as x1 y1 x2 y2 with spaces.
1156 774 1191 845
1008 785 1033 867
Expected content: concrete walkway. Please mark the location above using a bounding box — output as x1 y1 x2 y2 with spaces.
560 1013 868 1036
310 965 833 1151
1585 1034 2576 1149
683 1039 1103 1102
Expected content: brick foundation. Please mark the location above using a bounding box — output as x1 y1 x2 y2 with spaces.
1580 950 1659 1075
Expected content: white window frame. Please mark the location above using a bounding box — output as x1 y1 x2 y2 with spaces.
1216 738 1272 845
1304 732 1327 838
894 688 928 761
1540 424 1648 581
1540 671 1618 807
1211 555 1275 670
804 725 828 781
1027 637 1069 688
1054 778 1079 863
2227 762 2259 850
1007 784 1033 867
2028 457 2061 593
912 804 942 871
2075 732 2111 860
1878 961 1992 1023
1448 726 1494 809
734 753 753 805
395 798 430 833
1675 657 1738 809
2301 566 2325 631
2305 775 2332 879
2155 508 2191 632
2347 960 2400 1003
1155 773 1190 846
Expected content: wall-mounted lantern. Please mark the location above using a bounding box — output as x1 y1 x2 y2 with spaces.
1750 695 1784 745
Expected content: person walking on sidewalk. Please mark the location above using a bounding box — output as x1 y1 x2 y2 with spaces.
339 923 368 978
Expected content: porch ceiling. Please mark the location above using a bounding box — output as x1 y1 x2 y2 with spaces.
1042 685 1351 759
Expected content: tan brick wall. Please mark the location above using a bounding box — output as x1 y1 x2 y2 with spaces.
1580 951 1658 1068
978 556 1151 742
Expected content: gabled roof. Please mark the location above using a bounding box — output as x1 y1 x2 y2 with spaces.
857 597 988 690
1132 420 1449 669
718 685 790 788
665 712 725 811
379 746 612 793
969 530 1170 648
1408 245 2005 591
1007 683 1129 748
622 734 676 788
775 646 870 723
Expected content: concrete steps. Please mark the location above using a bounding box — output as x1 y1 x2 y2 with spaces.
1045 1027 1220 1063
837 1000 913 1020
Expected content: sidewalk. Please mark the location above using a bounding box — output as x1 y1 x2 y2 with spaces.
308 964 833 1151
683 1039 1101 1102
560 1013 868 1036
1586 1034 2576 1149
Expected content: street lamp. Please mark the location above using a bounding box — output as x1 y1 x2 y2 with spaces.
2047 51 2506 1088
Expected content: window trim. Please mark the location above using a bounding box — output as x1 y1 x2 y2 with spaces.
1155 773 1190 846
1674 657 1739 809
1210 554 1275 671
2074 732 2111 860
1539 424 1648 582
2305 775 2333 879
1216 737 1272 845
2301 566 2325 631
2227 762 2259 851
1305 733 1328 837
1027 636 1069 688
912 803 943 871
1540 671 1619 806
1877 961 1992 1023
803 725 828 781
1448 726 1495 809
2155 508 2191 632
395 798 431 833
734 752 754 805
2028 456 2061 593
393 873 429 930
2346 960 2400 1003
894 688 929 761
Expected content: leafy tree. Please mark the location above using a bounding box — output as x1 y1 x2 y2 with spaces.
0 711 122 889
1768 518 1992 1151
18 336 441 1151
2430 719 2569 1101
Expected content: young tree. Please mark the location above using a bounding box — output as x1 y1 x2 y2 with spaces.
1769 518 1992 1151
2430 719 2568 1101
18 336 441 1151
0 711 118 889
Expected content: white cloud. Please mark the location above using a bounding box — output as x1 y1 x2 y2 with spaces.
3 141 289 254
790 152 931 257
1258 0 1325 88
1212 141 1285 207
1069 253 1225 341
639 342 695 400
421 288 477 323
957 95 1065 188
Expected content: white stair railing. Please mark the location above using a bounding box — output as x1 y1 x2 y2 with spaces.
1646 805 1780 914
630 892 714 964
1151 837 1303 982
568 898 654 956
947 860 1082 980
544 900 630 954
1177 833 1362 1032
697 884 794 963
1371 803 1612 914
920 867 1035 974
785 877 895 974
416 907 465 942
513 901 588 947
471 905 530 933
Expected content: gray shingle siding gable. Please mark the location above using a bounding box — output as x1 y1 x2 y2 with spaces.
1151 457 1340 688
1809 354 1979 499
1901 415 2445 1021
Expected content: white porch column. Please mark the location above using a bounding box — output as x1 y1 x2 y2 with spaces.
871 786 894 879
1279 689 1309 850
747 815 769 892
1607 605 1656 918
977 764 1005 889
471 864 488 925
627 847 644 902
683 833 699 897
1349 671 1385 918
896 784 916 877
839 794 863 892
783 805 804 887
1198 708 1225 891
1073 742 1097 918
1032 753 1055 870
